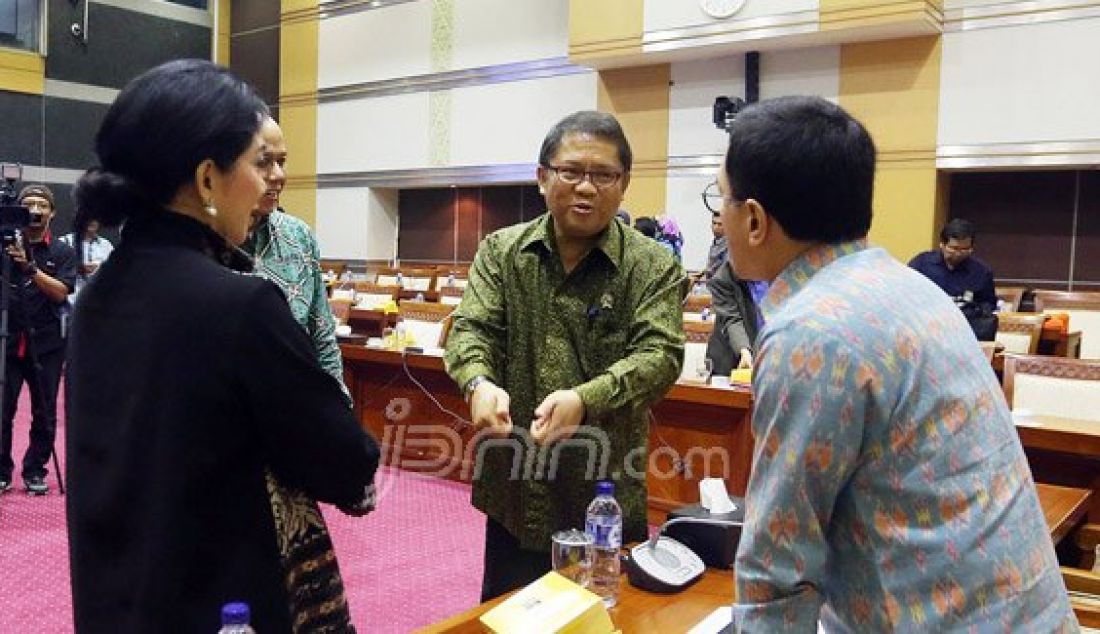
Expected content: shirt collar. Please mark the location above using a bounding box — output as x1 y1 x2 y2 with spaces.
759 239 868 321
519 213 623 270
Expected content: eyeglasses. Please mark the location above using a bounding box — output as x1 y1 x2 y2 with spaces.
545 165 623 189
701 182 741 214
943 243 974 254
22 200 52 211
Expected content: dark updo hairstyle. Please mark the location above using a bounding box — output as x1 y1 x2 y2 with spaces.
73 59 268 235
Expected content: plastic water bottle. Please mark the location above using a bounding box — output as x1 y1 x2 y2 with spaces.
585 480 622 608
218 602 256 634
700 306 711 321
414 291 425 302
447 273 456 288
395 271 404 287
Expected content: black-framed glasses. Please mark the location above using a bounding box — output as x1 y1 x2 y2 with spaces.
702 181 737 214
545 165 623 189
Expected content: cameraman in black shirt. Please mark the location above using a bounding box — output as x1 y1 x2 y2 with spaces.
0 185 76 495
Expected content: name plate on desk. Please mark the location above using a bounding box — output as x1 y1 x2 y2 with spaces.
479 571 615 634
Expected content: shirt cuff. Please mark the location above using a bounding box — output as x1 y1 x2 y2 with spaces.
447 361 497 397
573 375 613 420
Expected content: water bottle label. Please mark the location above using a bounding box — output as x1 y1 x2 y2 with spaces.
585 519 621 549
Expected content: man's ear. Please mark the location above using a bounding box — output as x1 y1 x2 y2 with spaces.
745 199 768 247
536 165 550 196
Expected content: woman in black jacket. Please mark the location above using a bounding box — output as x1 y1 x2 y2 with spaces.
65 59 379 633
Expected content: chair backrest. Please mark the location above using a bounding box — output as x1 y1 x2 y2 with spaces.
683 293 712 314
398 301 455 347
352 283 400 309
328 298 353 324
680 321 714 380
1035 290 1100 359
439 286 464 305
1003 354 1100 421
979 341 998 362
996 286 1026 313
995 313 1046 354
434 269 470 291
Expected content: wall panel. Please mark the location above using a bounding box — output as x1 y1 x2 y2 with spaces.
939 17 1100 148
948 171 1076 285
448 73 598 167
1075 171 1100 287
452 0 568 70
317 92 431 173
317 3 432 89
316 186 399 261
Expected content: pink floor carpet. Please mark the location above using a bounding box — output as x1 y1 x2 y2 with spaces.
0 389 486 633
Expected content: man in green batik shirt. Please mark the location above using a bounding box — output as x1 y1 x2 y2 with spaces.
243 117 345 389
445 111 686 601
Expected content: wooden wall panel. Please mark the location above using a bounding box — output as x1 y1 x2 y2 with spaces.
948 171 1076 287
398 184 540 263
455 188 481 261
1076 171 1100 288
399 188 455 261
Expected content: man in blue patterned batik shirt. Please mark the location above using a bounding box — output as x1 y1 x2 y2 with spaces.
717 96 1075 631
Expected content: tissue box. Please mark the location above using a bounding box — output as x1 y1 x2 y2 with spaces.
666 500 745 569
479 571 616 634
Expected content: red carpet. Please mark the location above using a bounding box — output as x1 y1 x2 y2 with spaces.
0 389 486 632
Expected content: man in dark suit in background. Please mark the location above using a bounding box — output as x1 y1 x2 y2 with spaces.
909 218 998 340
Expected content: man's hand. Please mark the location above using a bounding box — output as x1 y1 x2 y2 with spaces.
737 348 753 369
5 242 30 273
531 390 585 446
470 380 513 437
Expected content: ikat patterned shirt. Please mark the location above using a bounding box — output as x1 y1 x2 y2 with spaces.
243 211 345 388
445 213 686 550
734 240 1077 632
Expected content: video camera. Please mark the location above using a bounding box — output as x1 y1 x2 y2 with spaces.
0 162 32 245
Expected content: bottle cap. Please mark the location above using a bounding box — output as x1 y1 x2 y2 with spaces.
221 602 250 626
596 480 614 497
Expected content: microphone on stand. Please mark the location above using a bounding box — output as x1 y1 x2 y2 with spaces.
626 510 744 594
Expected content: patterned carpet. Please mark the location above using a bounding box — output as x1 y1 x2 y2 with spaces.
0 389 485 633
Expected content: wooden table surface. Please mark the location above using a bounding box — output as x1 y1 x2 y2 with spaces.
1036 482 1093 546
1016 414 1100 458
416 567 734 634
417 483 1088 633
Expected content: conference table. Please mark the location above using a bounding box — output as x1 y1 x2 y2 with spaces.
414 483 1089 633
340 345 1100 524
339 345 754 525
1015 414 1100 521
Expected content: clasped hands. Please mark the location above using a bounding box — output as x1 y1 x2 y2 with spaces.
468 380 584 445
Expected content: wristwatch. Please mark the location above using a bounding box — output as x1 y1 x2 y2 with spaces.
464 375 490 402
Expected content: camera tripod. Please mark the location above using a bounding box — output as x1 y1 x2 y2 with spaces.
0 237 65 497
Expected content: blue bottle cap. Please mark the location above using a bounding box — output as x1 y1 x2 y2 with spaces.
221 602 250 626
596 480 614 496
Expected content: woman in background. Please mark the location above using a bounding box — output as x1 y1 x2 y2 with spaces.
65 59 379 633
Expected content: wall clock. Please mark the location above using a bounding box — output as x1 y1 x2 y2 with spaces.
700 0 747 19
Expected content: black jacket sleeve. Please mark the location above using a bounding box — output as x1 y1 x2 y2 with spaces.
235 282 379 507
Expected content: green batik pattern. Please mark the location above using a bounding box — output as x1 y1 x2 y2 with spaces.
244 211 346 389
445 213 687 550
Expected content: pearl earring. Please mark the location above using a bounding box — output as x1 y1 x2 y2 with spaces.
204 200 218 217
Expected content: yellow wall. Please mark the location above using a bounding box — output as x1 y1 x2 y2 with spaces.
215 0 231 66
568 0 643 62
597 64 670 218
279 0 320 228
0 48 44 95
839 36 944 261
